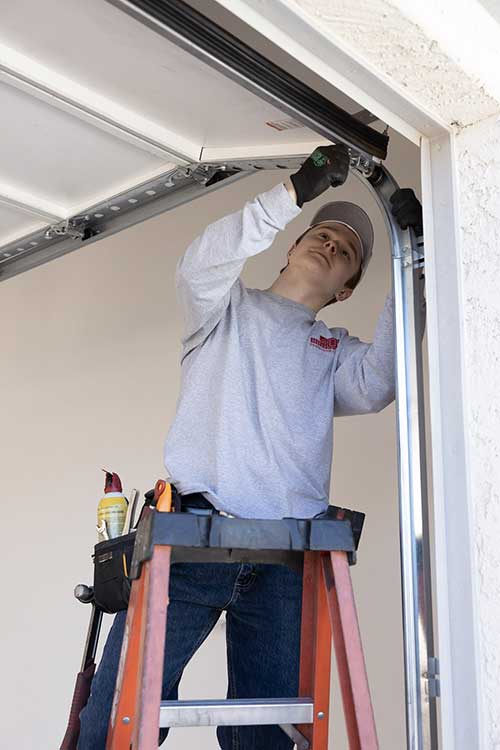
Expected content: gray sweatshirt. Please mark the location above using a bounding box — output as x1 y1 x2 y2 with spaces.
164 183 395 519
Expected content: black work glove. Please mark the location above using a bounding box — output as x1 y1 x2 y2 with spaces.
390 188 423 237
290 144 350 207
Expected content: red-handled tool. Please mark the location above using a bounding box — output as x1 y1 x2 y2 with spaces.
59 585 103 750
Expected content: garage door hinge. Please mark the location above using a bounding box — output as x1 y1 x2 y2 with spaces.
45 217 96 242
423 656 440 699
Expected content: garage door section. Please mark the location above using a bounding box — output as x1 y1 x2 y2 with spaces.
0 0 387 281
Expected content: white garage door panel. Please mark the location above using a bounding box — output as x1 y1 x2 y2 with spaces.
0 81 174 213
0 0 327 267
0 203 46 249
0 0 386 279
0 0 320 151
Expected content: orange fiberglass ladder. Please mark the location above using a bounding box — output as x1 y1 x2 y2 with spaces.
105 480 379 750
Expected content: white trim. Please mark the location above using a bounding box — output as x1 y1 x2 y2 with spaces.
0 43 196 163
420 134 481 749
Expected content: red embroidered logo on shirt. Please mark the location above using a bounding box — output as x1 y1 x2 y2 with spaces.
310 335 339 351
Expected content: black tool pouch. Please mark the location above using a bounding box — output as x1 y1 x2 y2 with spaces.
92 532 136 614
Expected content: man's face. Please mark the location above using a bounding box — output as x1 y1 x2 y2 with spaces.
288 222 362 302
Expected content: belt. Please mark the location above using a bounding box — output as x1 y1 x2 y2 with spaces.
176 489 235 518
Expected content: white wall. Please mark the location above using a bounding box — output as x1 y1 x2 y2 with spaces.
0 130 420 749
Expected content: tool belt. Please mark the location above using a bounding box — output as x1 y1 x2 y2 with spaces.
92 489 218 613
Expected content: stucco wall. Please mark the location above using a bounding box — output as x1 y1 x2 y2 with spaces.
288 0 498 128
455 114 500 748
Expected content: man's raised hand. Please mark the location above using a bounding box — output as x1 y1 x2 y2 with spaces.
390 188 423 237
290 144 350 207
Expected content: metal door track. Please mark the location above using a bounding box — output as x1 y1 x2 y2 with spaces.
0 153 373 282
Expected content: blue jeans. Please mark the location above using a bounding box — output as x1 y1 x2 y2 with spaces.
78 562 303 749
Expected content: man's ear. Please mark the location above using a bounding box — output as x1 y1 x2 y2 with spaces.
336 288 353 303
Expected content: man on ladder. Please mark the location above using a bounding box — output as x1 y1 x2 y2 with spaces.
78 144 423 750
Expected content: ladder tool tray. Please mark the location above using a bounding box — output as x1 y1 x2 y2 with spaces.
131 505 365 574
92 506 365 614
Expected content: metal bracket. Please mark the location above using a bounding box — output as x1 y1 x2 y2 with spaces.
424 657 440 700
349 153 377 177
414 235 425 269
397 234 424 270
44 217 91 241
279 723 310 750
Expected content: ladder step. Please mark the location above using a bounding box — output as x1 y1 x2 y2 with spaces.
159 697 314 727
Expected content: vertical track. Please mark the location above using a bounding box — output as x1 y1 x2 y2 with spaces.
354 166 438 750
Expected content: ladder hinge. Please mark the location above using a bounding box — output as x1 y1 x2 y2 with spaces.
423 656 440 699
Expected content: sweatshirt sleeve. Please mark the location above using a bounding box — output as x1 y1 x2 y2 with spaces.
176 182 301 354
333 275 426 416
333 295 395 417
